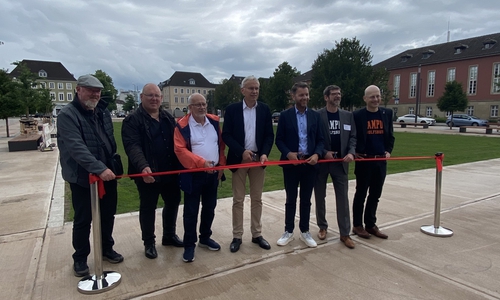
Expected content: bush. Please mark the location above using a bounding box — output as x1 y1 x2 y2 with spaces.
434 116 447 123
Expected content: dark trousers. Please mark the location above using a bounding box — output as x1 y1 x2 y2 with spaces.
283 164 317 233
135 178 181 246
70 180 117 263
352 160 387 228
183 172 219 249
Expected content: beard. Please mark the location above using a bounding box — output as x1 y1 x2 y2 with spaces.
83 100 98 109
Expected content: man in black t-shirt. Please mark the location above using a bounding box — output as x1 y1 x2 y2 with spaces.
352 85 395 240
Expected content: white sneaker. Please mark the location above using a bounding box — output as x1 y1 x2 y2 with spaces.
277 231 294 246
300 231 317 248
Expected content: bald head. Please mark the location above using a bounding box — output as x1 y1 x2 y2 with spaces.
363 85 381 112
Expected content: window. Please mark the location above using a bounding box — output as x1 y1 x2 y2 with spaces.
191 89 195 94
468 66 478 95
491 105 499 117
175 97 178 103
409 73 417 98
198 89 201 93
455 48 462 54
174 88 178 93
189 79 195 85
393 75 400 97
40 82 46 89
49 82 55 89
445 111 452 117
57 83 63 89
467 106 474 115
58 93 64 101
393 107 398 115
67 93 73 101
427 71 435 97
39 70 47 77
66 83 72 90
50 92 56 101
447 68 456 82
180 88 184 94
181 97 184 103
409 107 415 114
493 63 500 93
203 90 207 94
426 107 432 117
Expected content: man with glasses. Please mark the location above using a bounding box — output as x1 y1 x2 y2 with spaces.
122 83 183 260
57 74 124 277
174 93 226 263
313 85 356 249
222 75 274 253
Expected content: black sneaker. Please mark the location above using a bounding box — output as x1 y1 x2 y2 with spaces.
73 261 89 277
103 249 124 264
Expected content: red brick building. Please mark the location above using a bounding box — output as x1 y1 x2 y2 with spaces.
375 32 500 121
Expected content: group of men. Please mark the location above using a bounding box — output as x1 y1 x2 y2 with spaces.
57 74 394 277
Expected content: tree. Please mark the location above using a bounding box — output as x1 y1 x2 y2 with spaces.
206 90 215 114
214 79 240 113
310 37 374 110
437 81 468 129
93 70 118 111
123 94 136 112
265 62 300 112
258 77 270 104
372 67 392 107
0 69 22 137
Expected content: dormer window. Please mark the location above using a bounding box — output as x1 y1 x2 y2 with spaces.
454 44 468 54
188 78 195 85
483 38 497 50
400 53 413 62
39 70 47 77
422 49 435 59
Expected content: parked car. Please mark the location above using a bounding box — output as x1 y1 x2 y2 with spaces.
272 112 280 123
446 114 488 127
396 114 436 125
116 112 126 118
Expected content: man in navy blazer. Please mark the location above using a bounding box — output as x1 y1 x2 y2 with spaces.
222 75 274 253
352 85 395 240
313 85 357 249
275 82 324 248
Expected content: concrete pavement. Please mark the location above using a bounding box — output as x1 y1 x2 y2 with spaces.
1 120 500 299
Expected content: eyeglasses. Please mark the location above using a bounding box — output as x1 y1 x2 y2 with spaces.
190 102 207 108
144 94 161 99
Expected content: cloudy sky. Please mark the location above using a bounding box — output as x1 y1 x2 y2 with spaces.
1 0 499 92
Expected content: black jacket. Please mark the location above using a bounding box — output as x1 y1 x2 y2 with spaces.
121 104 180 180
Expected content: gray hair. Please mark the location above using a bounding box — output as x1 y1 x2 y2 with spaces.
241 75 260 88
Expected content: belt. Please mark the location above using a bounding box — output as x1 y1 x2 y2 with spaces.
356 153 385 159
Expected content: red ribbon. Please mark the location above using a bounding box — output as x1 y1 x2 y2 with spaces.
435 154 444 172
89 174 106 199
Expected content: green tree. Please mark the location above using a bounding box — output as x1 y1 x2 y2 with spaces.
265 62 300 112
93 70 118 111
310 37 373 110
373 67 392 107
214 79 240 113
257 77 270 104
437 81 468 128
11 61 51 117
206 90 215 114
0 69 23 137
123 94 136 112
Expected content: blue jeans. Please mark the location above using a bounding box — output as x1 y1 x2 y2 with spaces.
183 172 219 248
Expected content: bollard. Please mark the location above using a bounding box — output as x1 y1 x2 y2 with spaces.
420 152 453 237
77 177 122 294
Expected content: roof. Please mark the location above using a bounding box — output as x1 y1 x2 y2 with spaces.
9 59 76 81
293 70 313 83
160 71 214 89
374 32 500 71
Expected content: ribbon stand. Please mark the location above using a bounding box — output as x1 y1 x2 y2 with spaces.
77 176 122 294
420 152 453 237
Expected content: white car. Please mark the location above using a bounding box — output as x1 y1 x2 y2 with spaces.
396 114 436 125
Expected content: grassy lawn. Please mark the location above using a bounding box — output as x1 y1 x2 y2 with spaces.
64 123 500 221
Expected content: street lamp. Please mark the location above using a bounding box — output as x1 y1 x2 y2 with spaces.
415 65 421 124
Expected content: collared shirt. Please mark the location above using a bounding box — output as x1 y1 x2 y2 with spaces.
188 115 219 165
295 107 308 155
243 99 258 152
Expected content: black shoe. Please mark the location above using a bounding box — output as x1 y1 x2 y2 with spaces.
103 249 124 264
162 235 184 247
73 261 89 277
145 244 157 259
230 238 242 253
252 236 271 250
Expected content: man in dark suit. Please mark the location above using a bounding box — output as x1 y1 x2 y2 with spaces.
222 75 274 253
275 82 324 248
313 85 357 249
352 85 395 240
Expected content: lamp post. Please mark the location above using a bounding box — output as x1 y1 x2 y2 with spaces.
414 65 422 124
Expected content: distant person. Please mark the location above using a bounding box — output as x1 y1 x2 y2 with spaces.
121 83 183 260
352 85 395 239
57 74 123 277
275 82 324 248
313 85 357 249
222 75 274 253
174 93 226 262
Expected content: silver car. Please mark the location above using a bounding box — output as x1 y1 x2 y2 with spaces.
446 114 488 127
396 114 436 125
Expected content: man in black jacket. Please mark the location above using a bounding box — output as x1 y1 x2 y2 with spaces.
57 74 124 277
352 85 395 240
122 83 183 259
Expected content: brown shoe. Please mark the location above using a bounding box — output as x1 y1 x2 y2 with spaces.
365 225 388 239
352 226 370 239
317 229 327 240
340 236 355 249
